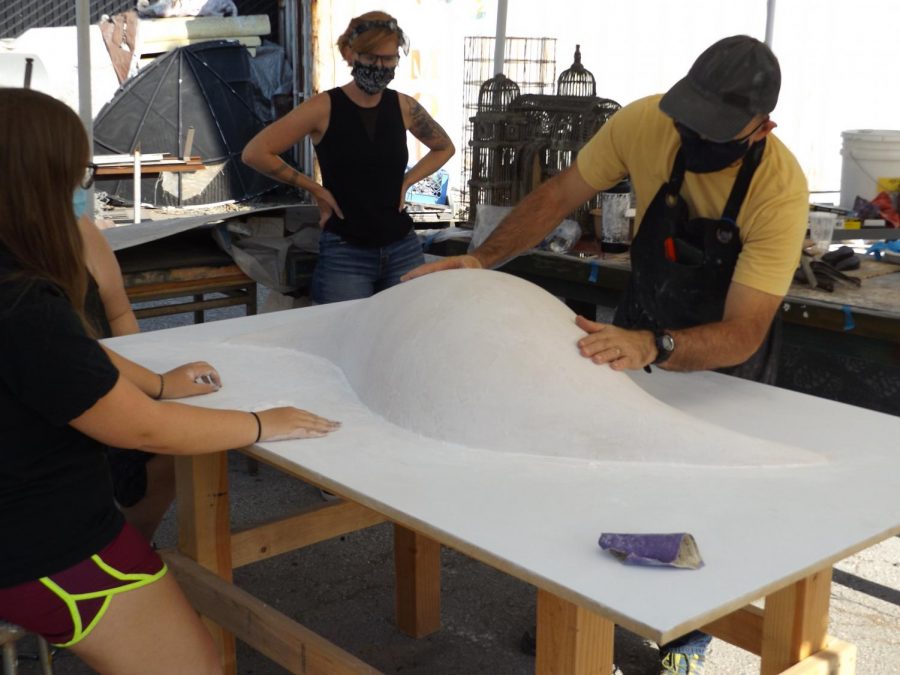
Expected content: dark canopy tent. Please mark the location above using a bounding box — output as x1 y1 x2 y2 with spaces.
93 40 278 207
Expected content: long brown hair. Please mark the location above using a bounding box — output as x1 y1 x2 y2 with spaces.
0 88 89 320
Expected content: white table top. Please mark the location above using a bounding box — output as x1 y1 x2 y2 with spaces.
108 272 900 644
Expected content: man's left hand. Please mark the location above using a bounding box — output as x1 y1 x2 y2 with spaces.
574 316 656 371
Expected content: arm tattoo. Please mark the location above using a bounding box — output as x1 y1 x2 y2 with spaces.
264 159 301 187
408 98 450 145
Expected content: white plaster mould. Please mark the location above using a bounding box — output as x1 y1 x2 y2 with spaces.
238 269 823 468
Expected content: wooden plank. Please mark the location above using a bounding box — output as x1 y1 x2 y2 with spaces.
230 501 386 568
761 569 832 675
394 525 441 637
127 279 252 300
701 604 764 655
123 265 248 288
161 550 381 675
132 294 253 320
779 637 856 675
95 162 206 176
535 588 615 675
175 453 237 675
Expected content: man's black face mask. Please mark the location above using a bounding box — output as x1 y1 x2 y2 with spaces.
675 122 752 173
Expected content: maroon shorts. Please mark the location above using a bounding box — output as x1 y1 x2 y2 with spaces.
0 523 166 646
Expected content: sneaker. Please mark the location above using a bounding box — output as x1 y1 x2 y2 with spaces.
659 650 705 674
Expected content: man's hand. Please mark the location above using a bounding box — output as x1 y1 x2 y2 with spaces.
401 254 483 281
574 316 656 371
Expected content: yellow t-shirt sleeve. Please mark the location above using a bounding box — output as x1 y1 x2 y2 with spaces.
732 143 810 297
575 102 633 191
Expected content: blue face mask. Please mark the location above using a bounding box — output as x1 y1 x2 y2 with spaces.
72 188 88 219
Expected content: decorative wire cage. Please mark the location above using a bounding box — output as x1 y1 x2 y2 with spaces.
460 36 557 220
556 45 596 97
477 73 521 113
468 75 529 217
508 93 620 229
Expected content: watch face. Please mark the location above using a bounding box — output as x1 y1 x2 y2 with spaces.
662 334 675 352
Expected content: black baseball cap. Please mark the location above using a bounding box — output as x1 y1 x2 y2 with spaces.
660 35 781 142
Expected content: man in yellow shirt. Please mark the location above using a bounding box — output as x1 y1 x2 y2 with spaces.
405 35 808 387
404 34 807 673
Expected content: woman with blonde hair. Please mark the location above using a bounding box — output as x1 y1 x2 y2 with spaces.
0 88 339 674
243 10 455 303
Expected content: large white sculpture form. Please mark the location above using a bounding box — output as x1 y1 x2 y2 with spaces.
283 269 822 468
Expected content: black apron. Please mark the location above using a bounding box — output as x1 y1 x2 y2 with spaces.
612 140 781 384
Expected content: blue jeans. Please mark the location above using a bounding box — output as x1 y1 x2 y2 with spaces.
311 230 425 304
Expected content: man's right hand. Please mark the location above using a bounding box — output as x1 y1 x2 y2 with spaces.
401 254 483 281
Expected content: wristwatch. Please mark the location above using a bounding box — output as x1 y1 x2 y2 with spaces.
652 330 676 365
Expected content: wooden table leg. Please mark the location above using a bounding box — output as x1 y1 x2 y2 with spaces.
760 568 832 675
175 453 237 675
393 525 441 637
536 589 615 675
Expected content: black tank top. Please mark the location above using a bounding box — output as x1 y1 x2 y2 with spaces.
315 88 414 247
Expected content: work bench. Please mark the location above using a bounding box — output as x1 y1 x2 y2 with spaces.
114 226 257 322
424 237 900 416
107 296 900 675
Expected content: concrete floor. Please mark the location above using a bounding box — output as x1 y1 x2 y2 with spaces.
13 289 900 674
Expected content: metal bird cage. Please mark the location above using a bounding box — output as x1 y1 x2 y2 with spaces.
465 45 621 234
508 93 621 230
459 36 557 220
468 74 531 217
477 73 521 113
557 45 596 97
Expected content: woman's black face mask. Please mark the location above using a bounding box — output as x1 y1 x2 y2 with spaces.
351 61 396 95
675 122 752 173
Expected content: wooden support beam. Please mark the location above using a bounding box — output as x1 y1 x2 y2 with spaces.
230 500 386 568
175 453 237 675
535 589 615 675
779 637 856 675
702 604 764 655
394 525 441 637
761 569 833 675
162 550 381 674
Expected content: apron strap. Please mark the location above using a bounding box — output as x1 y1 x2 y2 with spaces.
721 138 766 223
668 148 686 194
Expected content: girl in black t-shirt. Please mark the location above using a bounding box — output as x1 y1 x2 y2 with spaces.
0 88 340 674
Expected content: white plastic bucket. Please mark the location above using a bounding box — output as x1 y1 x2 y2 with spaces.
840 129 900 209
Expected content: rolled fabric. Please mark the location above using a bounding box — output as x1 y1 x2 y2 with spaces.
598 532 704 569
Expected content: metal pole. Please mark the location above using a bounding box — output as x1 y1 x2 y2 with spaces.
301 0 314 178
75 0 95 215
23 57 33 88
765 0 776 47
133 145 142 224
492 0 508 76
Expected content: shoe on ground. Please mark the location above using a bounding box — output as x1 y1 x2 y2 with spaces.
659 650 705 674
